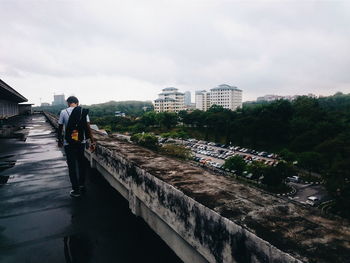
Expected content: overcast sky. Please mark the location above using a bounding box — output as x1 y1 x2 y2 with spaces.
1 0 349 105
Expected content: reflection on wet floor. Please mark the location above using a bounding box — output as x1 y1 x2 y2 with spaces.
0 156 16 184
64 233 93 263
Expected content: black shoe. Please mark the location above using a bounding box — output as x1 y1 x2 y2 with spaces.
70 190 81 198
79 185 86 193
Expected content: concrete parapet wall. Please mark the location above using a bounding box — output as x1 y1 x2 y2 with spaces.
42 111 59 130
85 143 301 263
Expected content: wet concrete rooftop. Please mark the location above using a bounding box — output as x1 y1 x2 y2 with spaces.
0 115 182 263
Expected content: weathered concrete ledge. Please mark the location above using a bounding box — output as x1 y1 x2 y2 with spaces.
44 113 350 263
43 111 59 130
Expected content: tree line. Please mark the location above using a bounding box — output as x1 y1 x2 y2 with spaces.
91 93 350 217
34 100 154 117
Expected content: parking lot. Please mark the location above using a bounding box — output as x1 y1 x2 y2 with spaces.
182 139 279 169
288 182 330 206
118 134 331 208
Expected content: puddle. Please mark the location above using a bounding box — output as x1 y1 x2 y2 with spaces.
0 160 16 184
31 118 46 123
0 154 15 160
28 129 52 136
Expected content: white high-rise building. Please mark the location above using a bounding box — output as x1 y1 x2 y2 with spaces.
195 90 211 111
154 87 185 113
195 84 242 111
210 84 242 111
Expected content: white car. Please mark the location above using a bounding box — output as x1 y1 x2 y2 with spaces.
306 196 319 206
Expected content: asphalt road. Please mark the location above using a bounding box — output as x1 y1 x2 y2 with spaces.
288 182 330 205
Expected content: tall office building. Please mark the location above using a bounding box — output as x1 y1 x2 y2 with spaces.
210 84 242 111
154 87 185 113
52 94 65 106
195 90 211 111
184 91 191 106
195 84 242 111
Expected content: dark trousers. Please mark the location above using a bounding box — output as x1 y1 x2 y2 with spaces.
64 144 86 191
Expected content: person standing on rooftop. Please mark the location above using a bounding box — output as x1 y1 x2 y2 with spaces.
57 96 95 198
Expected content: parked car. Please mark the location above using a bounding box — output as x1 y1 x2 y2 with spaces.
286 176 299 183
306 196 320 206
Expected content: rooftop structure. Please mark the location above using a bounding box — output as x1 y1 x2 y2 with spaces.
0 79 28 119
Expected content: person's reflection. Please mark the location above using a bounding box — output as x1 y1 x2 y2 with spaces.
64 233 92 263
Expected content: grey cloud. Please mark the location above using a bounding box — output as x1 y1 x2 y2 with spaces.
0 0 349 105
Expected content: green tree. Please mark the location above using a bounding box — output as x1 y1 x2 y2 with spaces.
178 110 188 126
247 161 267 180
297 152 323 174
223 156 246 176
175 130 189 140
156 112 178 130
274 161 296 178
262 166 283 187
140 111 157 127
279 148 297 162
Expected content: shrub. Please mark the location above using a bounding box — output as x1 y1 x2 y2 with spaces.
130 133 159 150
223 156 246 176
160 144 192 160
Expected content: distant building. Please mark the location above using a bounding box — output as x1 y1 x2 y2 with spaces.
307 93 317 98
19 104 34 115
257 95 284 102
184 103 196 111
52 94 65 106
41 102 51 107
256 93 317 102
195 90 211 111
195 84 242 111
184 91 191 106
115 111 126 117
210 84 242 111
0 79 28 119
154 87 185 113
